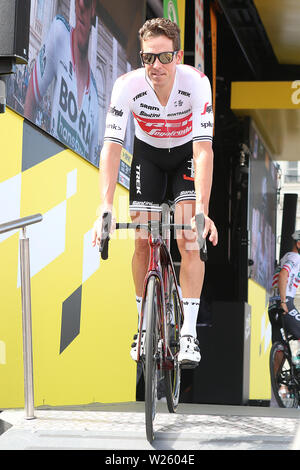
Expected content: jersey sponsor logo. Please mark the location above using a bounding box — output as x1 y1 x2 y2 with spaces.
140 111 160 118
178 90 191 97
140 103 159 111
201 102 213 115
106 123 121 131
133 112 193 138
133 91 147 101
183 158 194 181
108 105 124 117
167 108 192 117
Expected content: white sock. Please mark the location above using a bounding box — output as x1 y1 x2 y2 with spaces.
136 296 146 331
181 298 200 338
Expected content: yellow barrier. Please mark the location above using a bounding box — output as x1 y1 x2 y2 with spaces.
0 109 137 407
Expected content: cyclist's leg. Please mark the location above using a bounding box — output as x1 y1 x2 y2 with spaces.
268 305 286 407
129 138 166 295
282 298 300 340
129 139 166 359
174 199 202 364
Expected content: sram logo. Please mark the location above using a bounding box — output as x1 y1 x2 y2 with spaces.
133 112 192 138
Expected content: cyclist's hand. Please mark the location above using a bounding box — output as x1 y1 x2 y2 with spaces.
91 211 115 247
191 214 218 246
281 302 288 314
92 217 103 247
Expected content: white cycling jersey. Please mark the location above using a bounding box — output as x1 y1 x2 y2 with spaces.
104 65 213 149
271 251 300 298
31 15 99 164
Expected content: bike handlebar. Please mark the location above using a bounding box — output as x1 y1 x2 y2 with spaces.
99 211 208 262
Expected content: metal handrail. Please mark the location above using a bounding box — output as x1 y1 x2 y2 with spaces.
0 214 43 234
0 213 43 419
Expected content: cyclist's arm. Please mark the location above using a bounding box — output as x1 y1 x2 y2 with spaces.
99 142 122 211
24 75 37 120
25 16 62 119
278 268 289 312
193 141 217 246
92 142 122 247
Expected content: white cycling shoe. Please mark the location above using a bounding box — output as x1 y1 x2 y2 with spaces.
178 335 201 369
130 331 146 361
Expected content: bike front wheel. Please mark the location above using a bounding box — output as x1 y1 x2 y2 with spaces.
164 270 182 413
144 276 161 443
270 341 299 408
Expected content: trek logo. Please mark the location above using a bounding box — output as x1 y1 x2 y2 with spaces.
59 77 91 146
136 164 142 194
133 112 193 138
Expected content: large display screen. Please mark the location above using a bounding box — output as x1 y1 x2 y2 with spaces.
248 120 278 293
5 0 144 182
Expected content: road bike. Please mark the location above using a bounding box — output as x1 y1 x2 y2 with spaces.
269 310 300 408
99 204 207 443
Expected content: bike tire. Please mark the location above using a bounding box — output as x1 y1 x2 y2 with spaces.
144 276 161 443
269 341 299 408
164 270 182 413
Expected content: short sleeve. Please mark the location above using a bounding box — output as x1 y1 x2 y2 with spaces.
103 75 131 146
192 74 214 143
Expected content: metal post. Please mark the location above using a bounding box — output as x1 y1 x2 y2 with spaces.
19 227 35 419
161 203 171 250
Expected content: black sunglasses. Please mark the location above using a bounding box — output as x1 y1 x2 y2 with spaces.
140 51 178 65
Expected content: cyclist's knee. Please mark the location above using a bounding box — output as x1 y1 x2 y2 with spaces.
176 232 198 257
177 238 199 259
134 236 149 257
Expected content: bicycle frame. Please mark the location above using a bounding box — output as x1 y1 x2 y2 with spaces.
99 205 207 366
279 319 300 385
137 219 184 367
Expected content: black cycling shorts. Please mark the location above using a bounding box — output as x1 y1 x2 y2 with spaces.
268 297 300 343
129 138 196 213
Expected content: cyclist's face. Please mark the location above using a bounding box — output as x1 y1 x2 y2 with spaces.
141 35 183 88
75 0 95 52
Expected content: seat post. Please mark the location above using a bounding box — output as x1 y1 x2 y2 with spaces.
161 203 171 251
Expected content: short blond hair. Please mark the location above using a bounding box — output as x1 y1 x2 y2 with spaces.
139 18 181 51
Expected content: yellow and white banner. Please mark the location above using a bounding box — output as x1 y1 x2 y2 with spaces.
195 0 205 72
163 0 186 51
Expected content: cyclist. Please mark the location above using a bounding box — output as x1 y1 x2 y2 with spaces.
268 230 300 406
268 230 300 343
92 18 218 368
24 0 99 165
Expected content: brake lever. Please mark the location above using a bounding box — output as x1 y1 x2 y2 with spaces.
195 213 208 262
99 212 112 260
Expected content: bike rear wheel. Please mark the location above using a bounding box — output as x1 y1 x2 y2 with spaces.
144 276 161 443
164 270 182 413
270 341 299 408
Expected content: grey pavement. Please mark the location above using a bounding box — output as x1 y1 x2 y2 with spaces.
1 402 300 450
